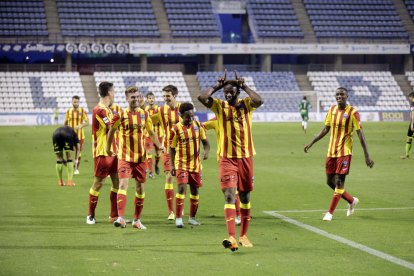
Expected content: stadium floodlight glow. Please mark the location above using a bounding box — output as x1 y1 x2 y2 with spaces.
50 58 54 63
26 56 29 60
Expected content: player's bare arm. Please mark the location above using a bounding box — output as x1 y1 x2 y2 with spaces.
149 129 165 153
198 69 228 108
169 147 176 176
201 139 210 160
304 126 330 153
234 71 263 108
356 129 374 168
106 126 116 156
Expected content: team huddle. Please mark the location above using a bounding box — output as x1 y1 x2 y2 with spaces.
52 70 412 252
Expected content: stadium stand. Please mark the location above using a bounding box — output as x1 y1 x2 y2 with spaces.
246 0 304 39
304 0 408 40
0 72 87 113
93 72 193 109
0 0 48 36
308 71 409 111
404 71 414 95
405 0 414 22
57 0 160 37
196 71 302 111
163 0 221 38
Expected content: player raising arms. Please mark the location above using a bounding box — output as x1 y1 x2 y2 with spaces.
86 82 122 225
151 85 181 220
170 102 210 228
106 86 164 230
198 70 263 251
304 87 374 221
64 95 89 175
144 92 164 178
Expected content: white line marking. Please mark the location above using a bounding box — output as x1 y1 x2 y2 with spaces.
272 207 414 213
264 211 414 271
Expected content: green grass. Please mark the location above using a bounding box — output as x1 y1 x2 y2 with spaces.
0 122 413 275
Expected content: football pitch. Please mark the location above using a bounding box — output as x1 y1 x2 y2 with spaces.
0 122 413 275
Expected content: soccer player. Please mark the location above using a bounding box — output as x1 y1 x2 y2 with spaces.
170 102 210 228
64 95 89 175
198 70 263 251
304 87 374 221
151 85 181 220
106 86 164 230
52 125 80 187
86 82 122 225
203 117 241 226
144 92 164 178
299 96 311 134
400 92 414 159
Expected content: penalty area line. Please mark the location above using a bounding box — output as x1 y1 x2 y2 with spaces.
264 211 414 271
271 206 414 213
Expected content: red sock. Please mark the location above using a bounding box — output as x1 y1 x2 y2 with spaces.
328 193 342 214
134 195 145 220
109 189 118 218
240 206 251 236
165 188 174 213
189 195 199 218
176 194 185 218
117 193 127 217
341 191 353 204
147 157 153 173
235 195 241 217
88 194 98 217
224 205 236 237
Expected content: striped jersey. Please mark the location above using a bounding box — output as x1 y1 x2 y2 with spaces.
65 107 88 140
210 98 256 159
170 120 207 173
324 105 362 157
111 108 154 163
152 104 181 149
145 104 163 138
92 103 117 158
203 117 220 161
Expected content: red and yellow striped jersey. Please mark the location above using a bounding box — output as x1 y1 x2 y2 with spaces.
203 117 220 161
145 104 163 138
111 108 154 163
170 120 207 173
210 98 256 158
110 103 122 117
65 107 88 140
324 105 362 157
92 103 117 158
152 104 181 149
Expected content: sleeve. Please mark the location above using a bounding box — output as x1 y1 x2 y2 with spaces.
210 98 221 114
110 112 121 129
244 97 256 112
203 120 214 131
151 107 161 124
144 111 154 133
65 110 69 121
324 107 332 126
199 123 207 141
351 110 362 131
170 126 177 149
96 108 111 128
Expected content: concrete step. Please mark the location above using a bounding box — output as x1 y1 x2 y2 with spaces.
394 74 414 97
392 0 414 42
291 0 317 42
184 74 207 112
80 75 99 110
43 0 61 40
151 0 171 40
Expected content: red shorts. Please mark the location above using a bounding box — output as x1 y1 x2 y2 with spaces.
175 169 203 187
94 156 118 178
145 136 163 152
118 159 147 183
162 152 172 172
219 157 254 192
326 156 352 175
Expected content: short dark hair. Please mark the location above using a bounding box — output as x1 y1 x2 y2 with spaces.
146 92 155 98
72 95 80 100
125 86 138 96
162 85 178 96
408 92 414 98
303 96 307 100
98 81 113 98
179 102 194 115
337 87 348 93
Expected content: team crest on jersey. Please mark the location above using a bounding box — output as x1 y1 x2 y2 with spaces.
343 114 349 119
140 114 145 120
194 125 199 131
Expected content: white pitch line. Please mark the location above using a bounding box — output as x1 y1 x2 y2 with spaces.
264 211 414 271
272 207 414 213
